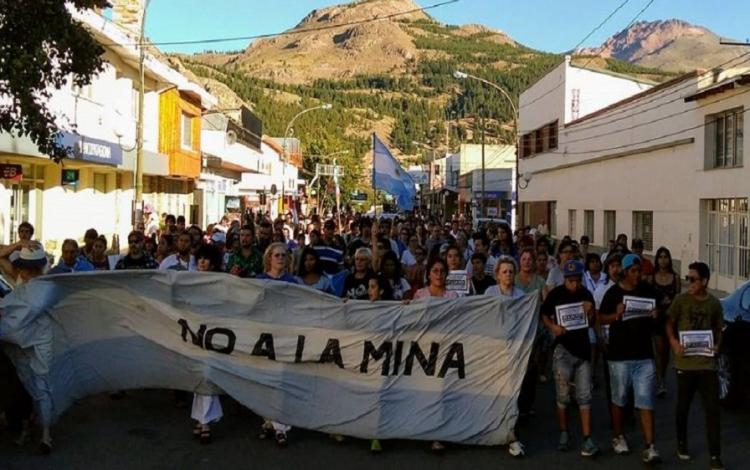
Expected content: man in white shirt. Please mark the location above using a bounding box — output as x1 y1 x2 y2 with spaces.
159 232 196 271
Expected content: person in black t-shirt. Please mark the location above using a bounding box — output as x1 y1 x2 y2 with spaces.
598 254 661 463
540 260 599 458
469 253 494 295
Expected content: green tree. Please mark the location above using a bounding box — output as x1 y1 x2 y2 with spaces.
0 0 108 162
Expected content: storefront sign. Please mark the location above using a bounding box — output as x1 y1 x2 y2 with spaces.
474 191 508 200
0 164 22 182
61 169 80 185
57 132 123 166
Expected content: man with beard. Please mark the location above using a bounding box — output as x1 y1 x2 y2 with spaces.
225 225 263 278
159 232 196 271
115 231 159 270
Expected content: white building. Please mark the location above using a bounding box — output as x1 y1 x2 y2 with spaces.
0 6 215 255
518 56 749 291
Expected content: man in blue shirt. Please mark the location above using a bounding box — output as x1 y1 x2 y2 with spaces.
48 239 94 274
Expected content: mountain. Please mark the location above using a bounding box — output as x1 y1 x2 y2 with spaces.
181 0 677 198
195 0 515 85
581 19 747 72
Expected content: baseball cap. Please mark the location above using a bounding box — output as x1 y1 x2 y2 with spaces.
562 260 585 278
210 231 227 244
622 253 641 270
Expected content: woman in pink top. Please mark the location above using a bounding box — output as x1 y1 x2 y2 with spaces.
412 258 456 453
413 258 458 300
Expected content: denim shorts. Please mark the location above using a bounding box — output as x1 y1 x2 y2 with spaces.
552 345 592 409
608 359 656 410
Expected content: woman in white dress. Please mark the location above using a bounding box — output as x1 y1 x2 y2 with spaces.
191 244 225 444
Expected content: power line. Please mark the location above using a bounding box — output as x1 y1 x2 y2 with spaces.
103 0 460 47
571 0 631 53
559 86 750 147
542 91 749 156
520 0 654 111
517 50 750 135
579 0 655 70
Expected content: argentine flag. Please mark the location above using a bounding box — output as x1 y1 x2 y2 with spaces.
372 134 416 210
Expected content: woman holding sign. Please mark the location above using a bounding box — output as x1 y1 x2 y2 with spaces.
540 260 599 458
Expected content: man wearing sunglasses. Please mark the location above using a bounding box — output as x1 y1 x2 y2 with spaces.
666 262 724 470
115 231 159 270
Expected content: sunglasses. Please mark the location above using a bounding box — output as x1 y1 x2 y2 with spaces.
128 239 143 244
685 275 701 283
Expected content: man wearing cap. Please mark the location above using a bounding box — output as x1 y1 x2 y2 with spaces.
115 231 159 270
540 259 599 458
0 241 50 452
225 225 263 278
598 253 662 463
48 239 95 274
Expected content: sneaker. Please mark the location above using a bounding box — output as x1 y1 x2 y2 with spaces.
709 456 725 470
656 386 668 398
612 435 630 455
580 437 599 457
557 431 570 452
676 442 691 461
641 444 661 464
508 440 525 458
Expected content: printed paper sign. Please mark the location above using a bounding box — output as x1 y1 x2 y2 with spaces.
622 295 656 321
446 270 471 295
555 302 588 331
679 330 715 357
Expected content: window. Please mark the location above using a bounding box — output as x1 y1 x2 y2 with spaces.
549 201 557 236
584 210 594 242
604 210 616 245
547 121 558 150
706 107 743 169
568 209 576 238
632 211 653 251
93 173 107 194
521 120 558 158
534 129 543 154
704 198 749 281
181 113 193 150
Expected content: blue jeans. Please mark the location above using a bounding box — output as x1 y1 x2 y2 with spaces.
609 359 656 410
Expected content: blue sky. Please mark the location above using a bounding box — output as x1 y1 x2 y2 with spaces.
142 0 750 54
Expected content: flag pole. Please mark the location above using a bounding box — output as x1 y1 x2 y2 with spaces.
372 133 377 218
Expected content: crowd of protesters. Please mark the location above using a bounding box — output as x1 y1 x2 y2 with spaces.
0 209 727 469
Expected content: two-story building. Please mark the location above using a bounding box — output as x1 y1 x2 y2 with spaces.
0 4 216 254
518 55 749 291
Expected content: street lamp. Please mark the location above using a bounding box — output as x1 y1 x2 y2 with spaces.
282 103 332 214
454 70 520 229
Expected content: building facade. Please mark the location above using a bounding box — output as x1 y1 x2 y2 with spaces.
518 56 748 291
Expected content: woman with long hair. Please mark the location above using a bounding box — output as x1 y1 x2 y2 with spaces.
492 223 516 258
410 257 456 453
516 248 545 294
648 246 681 397
191 244 224 445
295 247 333 294
379 251 411 301
88 235 110 270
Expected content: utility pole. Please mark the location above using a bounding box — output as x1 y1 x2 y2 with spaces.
480 113 485 218
134 1 149 228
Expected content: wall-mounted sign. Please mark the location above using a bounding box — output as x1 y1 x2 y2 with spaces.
57 132 123 166
61 169 80 185
0 164 22 182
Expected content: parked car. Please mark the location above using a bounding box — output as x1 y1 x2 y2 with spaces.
719 280 750 407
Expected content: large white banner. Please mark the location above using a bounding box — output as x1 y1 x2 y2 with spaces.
0 271 539 445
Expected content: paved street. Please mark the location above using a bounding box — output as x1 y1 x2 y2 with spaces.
1 363 748 470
